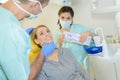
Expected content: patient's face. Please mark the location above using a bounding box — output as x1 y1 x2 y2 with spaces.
59 12 73 21
35 27 53 46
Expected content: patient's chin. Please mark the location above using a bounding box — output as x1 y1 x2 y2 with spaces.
45 39 53 44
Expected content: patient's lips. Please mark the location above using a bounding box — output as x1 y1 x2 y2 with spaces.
46 37 51 40
44 36 53 44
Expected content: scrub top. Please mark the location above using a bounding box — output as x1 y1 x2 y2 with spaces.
54 24 94 72
0 7 31 80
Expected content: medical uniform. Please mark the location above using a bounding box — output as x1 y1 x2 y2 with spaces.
36 48 93 80
54 24 94 72
0 7 31 80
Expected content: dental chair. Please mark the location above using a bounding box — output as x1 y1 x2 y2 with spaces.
26 28 41 64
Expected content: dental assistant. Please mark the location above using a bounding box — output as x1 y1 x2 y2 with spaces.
54 6 96 72
0 0 50 80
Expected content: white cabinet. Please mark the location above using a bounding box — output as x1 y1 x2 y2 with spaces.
89 0 117 14
89 48 120 80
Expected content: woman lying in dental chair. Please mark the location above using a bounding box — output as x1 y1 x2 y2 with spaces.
31 25 93 80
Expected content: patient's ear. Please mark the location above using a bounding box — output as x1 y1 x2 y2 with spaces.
34 39 39 45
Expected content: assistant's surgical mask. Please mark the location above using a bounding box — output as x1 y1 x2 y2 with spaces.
60 20 72 29
13 0 43 19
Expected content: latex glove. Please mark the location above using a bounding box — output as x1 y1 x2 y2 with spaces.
41 42 55 57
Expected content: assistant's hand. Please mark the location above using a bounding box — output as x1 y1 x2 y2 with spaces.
58 34 64 47
41 42 55 57
80 31 91 43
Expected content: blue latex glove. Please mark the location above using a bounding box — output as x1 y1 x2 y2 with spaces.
41 42 55 57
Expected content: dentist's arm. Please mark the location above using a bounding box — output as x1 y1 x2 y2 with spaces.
28 52 44 80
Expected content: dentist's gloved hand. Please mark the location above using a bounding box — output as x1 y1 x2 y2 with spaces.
41 42 55 57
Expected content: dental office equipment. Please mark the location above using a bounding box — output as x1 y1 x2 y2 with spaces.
26 27 34 34
95 27 109 57
84 44 102 55
93 36 101 47
63 31 92 45
84 27 109 57
88 28 120 80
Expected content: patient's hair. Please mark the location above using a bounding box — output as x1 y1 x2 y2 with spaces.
58 6 74 29
31 25 48 48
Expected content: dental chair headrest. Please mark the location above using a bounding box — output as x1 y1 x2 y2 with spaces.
26 27 34 35
25 27 41 64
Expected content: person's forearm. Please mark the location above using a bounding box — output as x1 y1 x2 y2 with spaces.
89 31 97 37
58 43 62 48
28 52 45 80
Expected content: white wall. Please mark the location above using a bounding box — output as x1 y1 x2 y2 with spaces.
21 0 118 36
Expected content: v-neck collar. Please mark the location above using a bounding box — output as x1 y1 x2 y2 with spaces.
45 48 62 65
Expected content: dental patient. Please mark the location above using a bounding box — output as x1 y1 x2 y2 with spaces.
31 25 93 80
